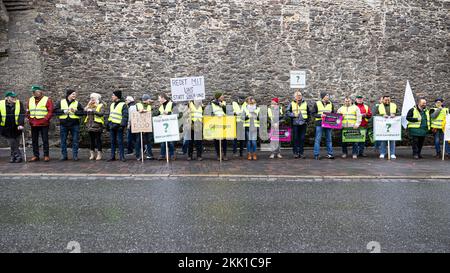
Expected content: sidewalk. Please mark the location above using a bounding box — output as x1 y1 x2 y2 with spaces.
0 146 449 179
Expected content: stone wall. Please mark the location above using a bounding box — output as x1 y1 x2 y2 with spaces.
0 0 449 147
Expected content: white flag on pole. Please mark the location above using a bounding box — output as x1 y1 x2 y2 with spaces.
401 80 416 129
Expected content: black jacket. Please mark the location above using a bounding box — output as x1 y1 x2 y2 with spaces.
53 99 85 127
0 101 25 138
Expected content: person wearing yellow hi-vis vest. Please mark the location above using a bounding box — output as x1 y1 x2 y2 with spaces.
406 98 430 160
244 97 260 160
107 90 128 162
429 98 450 159
155 93 176 161
134 94 155 161
54 89 84 161
186 100 204 161
211 92 228 161
268 97 284 159
312 92 335 160
0 91 26 163
84 93 105 161
27 85 54 162
337 97 362 159
376 95 398 159
286 91 310 158
232 95 247 157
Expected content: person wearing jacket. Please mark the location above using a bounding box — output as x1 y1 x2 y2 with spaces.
107 90 128 162
312 92 335 160
354 95 372 157
244 96 260 160
54 89 84 161
211 92 228 161
406 98 430 160
155 93 176 161
84 93 105 161
268 97 284 159
135 94 155 161
376 95 398 159
430 98 450 159
187 99 204 161
337 96 362 159
0 91 26 163
232 95 247 158
27 85 53 162
286 91 310 159
125 96 136 155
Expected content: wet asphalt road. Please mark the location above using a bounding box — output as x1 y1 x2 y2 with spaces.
0 176 449 253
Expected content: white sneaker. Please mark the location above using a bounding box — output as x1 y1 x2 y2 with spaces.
352 155 358 159
269 154 275 159
277 154 283 159
379 154 385 159
391 155 396 159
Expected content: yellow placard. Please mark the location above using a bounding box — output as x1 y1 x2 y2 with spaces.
203 116 236 140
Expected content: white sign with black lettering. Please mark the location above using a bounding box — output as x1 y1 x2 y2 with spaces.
445 114 450 141
170 76 205 102
152 114 180 143
374 116 402 141
290 70 306 88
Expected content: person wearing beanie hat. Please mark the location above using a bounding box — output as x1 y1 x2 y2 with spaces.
430 98 450 159
134 94 155 161
312 91 335 160
232 95 247 158
84 93 106 161
286 90 310 158
0 91 26 163
27 84 54 162
107 90 129 162
156 92 177 161
211 91 228 161
54 89 84 161
268 97 285 159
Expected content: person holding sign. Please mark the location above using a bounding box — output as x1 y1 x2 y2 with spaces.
187 100 204 161
376 95 398 159
355 95 372 157
0 91 26 163
406 98 430 160
430 98 450 159
84 93 105 161
211 92 228 161
312 92 335 160
286 91 310 159
337 96 362 159
244 97 260 160
107 90 128 162
135 94 154 161
232 95 247 158
156 93 176 161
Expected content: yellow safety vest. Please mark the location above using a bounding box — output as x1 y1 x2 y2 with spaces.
0 100 20 126
431 107 449 129
189 102 203 122
136 102 152 112
291 101 308 119
244 107 260 128
315 101 333 121
212 101 226 116
28 96 49 119
59 99 80 120
84 104 104 125
378 103 397 116
338 105 358 128
232 101 246 122
158 101 173 115
108 102 125 124
408 107 430 130
268 107 283 121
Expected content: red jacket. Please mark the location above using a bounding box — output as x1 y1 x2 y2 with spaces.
26 96 54 127
355 103 372 128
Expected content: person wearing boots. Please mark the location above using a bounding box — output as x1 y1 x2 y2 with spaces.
84 93 105 161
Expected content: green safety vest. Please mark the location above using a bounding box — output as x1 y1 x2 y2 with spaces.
0 100 20 126
108 102 125 124
28 96 49 119
59 99 80 120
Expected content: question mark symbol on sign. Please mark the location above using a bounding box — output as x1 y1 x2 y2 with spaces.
386 123 392 133
163 123 169 133
296 76 300 83
367 241 381 253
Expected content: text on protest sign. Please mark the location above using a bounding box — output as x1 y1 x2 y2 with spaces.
290 70 306 89
131 112 152 133
203 116 236 140
342 128 367 143
170 76 205 102
445 114 450 141
152 114 180 143
374 116 402 141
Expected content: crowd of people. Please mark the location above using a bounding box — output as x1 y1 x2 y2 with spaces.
0 85 449 163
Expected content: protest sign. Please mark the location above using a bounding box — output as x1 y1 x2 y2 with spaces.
290 70 306 88
131 112 152 133
445 114 450 141
374 116 402 141
170 76 205 102
269 126 292 142
203 116 236 140
342 128 367 143
152 114 180 143
321 113 343 129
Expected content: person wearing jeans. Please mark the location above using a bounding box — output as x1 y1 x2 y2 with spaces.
376 95 398 159
312 92 335 160
430 98 450 158
107 90 128 162
244 97 259 160
286 91 310 158
337 96 362 159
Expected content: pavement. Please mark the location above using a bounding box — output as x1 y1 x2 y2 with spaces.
0 146 449 178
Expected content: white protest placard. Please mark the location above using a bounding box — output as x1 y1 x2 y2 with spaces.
445 114 450 141
131 112 152 133
152 114 180 143
374 116 402 141
290 70 306 88
170 76 205 102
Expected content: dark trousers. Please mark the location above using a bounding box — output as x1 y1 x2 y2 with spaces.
127 128 136 153
7 137 22 160
60 125 80 158
292 124 307 155
412 136 426 156
135 132 153 159
110 127 125 159
89 131 102 151
188 129 203 158
214 140 227 157
31 126 49 158
232 139 245 155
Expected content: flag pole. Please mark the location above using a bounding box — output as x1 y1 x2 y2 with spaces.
443 141 446 161
166 142 169 163
387 141 391 161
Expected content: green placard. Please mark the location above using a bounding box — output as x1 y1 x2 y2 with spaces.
368 129 374 143
342 128 367 143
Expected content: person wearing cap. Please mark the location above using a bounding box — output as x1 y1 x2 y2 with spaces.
84 93 105 161
406 98 430 159
125 96 136 155
354 95 372 157
155 93 176 161
107 90 128 162
286 90 310 158
376 95 398 159
312 92 335 160
268 97 284 159
337 96 362 159
0 91 26 163
430 98 450 159
211 92 228 161
244 96 260 160
232 95 247 158
134 94 155 161
27 85 54 162
53 89 84 161
186 99 204 161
